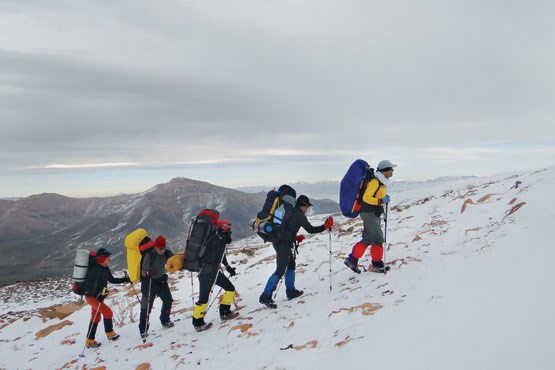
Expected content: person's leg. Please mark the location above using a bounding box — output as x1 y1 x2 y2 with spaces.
84 296 103 347
216 274 236 319
139 278 156 336
193 269 216 330
284 249 303 299
157 278 174 326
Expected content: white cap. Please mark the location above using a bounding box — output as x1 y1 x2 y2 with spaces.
377 160 397 171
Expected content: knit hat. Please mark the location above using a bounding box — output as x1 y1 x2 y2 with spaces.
295 195 313 208
96 248 111 264
154 235 166 249
377 160 397 172
217 219 232 233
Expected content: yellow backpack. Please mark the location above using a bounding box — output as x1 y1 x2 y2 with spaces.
124 228 154 283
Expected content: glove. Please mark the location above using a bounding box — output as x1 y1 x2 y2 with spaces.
142 269 155 279
323 216 334 229
220 231 232 244
226 265 237 277
96 290 108 302
295 235 305 243
382 195 391 204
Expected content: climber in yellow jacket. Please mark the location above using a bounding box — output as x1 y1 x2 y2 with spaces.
344 160 397 273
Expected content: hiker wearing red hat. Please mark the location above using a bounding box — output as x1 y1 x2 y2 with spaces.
83 248 131 349
192 219 239 332
138 235 175 339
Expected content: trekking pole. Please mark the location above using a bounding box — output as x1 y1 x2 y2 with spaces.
142 278 153 342
125 272 142 305
273 278 283 300
232 290 240 311
207 287 223 312
79 289 105 357
190 271 195 308
205 241 232 316
277 241 297 300
204 269 222 316
383 203 389 267
328 228 332 291
112 307 123 328
129 282 141 305
207 282 224 313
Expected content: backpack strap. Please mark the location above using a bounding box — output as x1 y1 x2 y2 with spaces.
357 168 378 203
269 197 280 217
141 249 158 273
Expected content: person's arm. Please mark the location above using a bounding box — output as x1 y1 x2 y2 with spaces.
300 214 325 234
141 252 153 278
108 268 130 284
222 254 236 277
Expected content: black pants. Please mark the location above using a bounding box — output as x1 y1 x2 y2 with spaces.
197 265 235 305
272 240 296 277
139 274 173 331
261 240 297 296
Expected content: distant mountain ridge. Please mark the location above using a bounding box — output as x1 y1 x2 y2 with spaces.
237 176 479 202
0 178 338 286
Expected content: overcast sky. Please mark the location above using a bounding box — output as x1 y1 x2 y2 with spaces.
1 0 554 198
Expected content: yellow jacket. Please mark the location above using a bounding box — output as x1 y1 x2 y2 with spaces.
362 178 387 206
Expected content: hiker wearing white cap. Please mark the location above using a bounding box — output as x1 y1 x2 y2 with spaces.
344 160 397 273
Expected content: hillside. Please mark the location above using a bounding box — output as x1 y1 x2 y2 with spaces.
0 167 553 370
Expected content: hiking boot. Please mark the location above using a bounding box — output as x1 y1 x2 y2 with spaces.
369 261 389 274
194 322 213 332
106 331 120 341
286 288 304 300
220 311 240 321
86 339 101 348
195 323 213 332
370 266 390 273
344 256 361 274
192 317 212 332
370 261 390 273
162 321 175 328
259 293 277 309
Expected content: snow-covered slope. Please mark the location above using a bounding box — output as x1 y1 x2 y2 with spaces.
1 167 553 370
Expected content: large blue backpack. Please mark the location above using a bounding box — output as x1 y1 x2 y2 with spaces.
339 159 375 218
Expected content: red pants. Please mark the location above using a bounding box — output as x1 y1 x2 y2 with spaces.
85 296 113 324
352 242 383 262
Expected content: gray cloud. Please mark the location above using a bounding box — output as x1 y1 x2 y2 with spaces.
1 0 554 195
